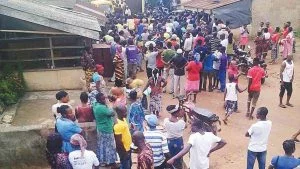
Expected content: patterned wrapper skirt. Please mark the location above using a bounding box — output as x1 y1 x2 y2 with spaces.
85 68 94 88
167 137 184 169
271 43 278 60
225 100 238 115
96 131 117 165
149 93 162 113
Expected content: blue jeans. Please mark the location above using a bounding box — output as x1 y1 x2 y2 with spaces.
120 151 131 169
218 70 226 92
247 150 267 169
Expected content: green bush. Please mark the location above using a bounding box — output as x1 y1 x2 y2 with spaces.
0 63 26 113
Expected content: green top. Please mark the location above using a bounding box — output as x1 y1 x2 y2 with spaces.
162 49 176 63
93 102 114 133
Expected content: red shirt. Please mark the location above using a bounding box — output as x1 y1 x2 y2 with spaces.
271 33 280 43
186 61 202 81
247 66 265 92
75 105 94 123
193 36 205 48
156 52 164 68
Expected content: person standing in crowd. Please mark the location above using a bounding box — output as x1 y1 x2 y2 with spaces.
126 38 139 76
246 107 272 169
183 33 193 59
226 33 235 63
56 105 82 153
145 44 159 79
46 133 72 169
81 46 95 89
170 49 188 98
132 131 154 169
113 46 125 82
162 42 176 94
279 54 294 108
144 114 170 169
227 60 240 83
202 48 215 92
254 31 264 59
218 46 228 92
167 119 226 169
163 105 186 169
144 68 167 117
247 58 265 120
52 91 72 119
114 105 132 169
262 28 271 60
128 90 145 133
266 22 273 34
93 93 117 167
92 64 105 93
156 42 165 76
220 34 228 51
282 27 294 59
185 53 202 103
68 134 100 169
110 36 121 82
210 32 220 53
223 74 247 125
240 25 249 50
268 140 300 169
270 27 281 64
75 92 94 123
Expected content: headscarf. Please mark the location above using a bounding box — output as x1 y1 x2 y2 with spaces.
70 134 87 157
96 64 104 73
194 53 200 64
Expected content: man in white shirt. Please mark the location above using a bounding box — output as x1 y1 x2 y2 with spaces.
220 34 228 51
167 119 226 169
245 107 272 169
69 134 100 169
183 33 193 56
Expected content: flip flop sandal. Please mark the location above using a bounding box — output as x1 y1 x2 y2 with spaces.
279 104 287 108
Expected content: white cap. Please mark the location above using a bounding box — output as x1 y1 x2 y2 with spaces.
107 30 113 34
171 34 177 39
177 49 183 54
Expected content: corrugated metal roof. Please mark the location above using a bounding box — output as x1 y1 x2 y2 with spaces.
0 0 101 40
25 0 77 9
182 0 240 10
73 1 108 24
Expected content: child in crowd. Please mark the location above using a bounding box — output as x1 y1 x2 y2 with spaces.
223 74 247 125
52 90 72 119
75 92 94 123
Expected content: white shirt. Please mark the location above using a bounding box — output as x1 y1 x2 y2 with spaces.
220 39 228 50
51 102 72 118
225 83 238 101
264 32 271 40
213 51 222 70
163 118 185 138
217 30 229 39
282 60 294 82
188 132 222 169
184 36 194 51
248 120 272 152
69 150 99 169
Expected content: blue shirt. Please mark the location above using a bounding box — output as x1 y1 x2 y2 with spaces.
129 101 145 132
203 54 214 72
137 24 144 36
56 117 82 153
271 155 300 169
219 53 228 71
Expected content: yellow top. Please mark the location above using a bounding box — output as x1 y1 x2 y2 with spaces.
114 118 132 151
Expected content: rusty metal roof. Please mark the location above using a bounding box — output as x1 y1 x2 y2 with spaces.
182 0 240 10
0 0 101 40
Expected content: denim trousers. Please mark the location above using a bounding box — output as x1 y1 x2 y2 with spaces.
120 151 132 169
247 150 267 169
218 70 226 92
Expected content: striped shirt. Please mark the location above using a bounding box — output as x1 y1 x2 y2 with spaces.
144 130 169 167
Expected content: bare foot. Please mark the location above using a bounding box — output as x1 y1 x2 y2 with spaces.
249 116 254 120
223 119 228 125
279 104 287 108
286 103 294 107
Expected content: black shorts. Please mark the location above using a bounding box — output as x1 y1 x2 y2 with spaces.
279 82 293 97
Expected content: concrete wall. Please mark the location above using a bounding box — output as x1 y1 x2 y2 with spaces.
0 123 97 169
252 0 300 35
23 68 84 91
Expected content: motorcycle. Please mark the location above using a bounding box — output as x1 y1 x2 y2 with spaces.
177 94 221 135
234 46 268 78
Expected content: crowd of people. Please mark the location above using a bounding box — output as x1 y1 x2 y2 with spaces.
46 3 299 169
